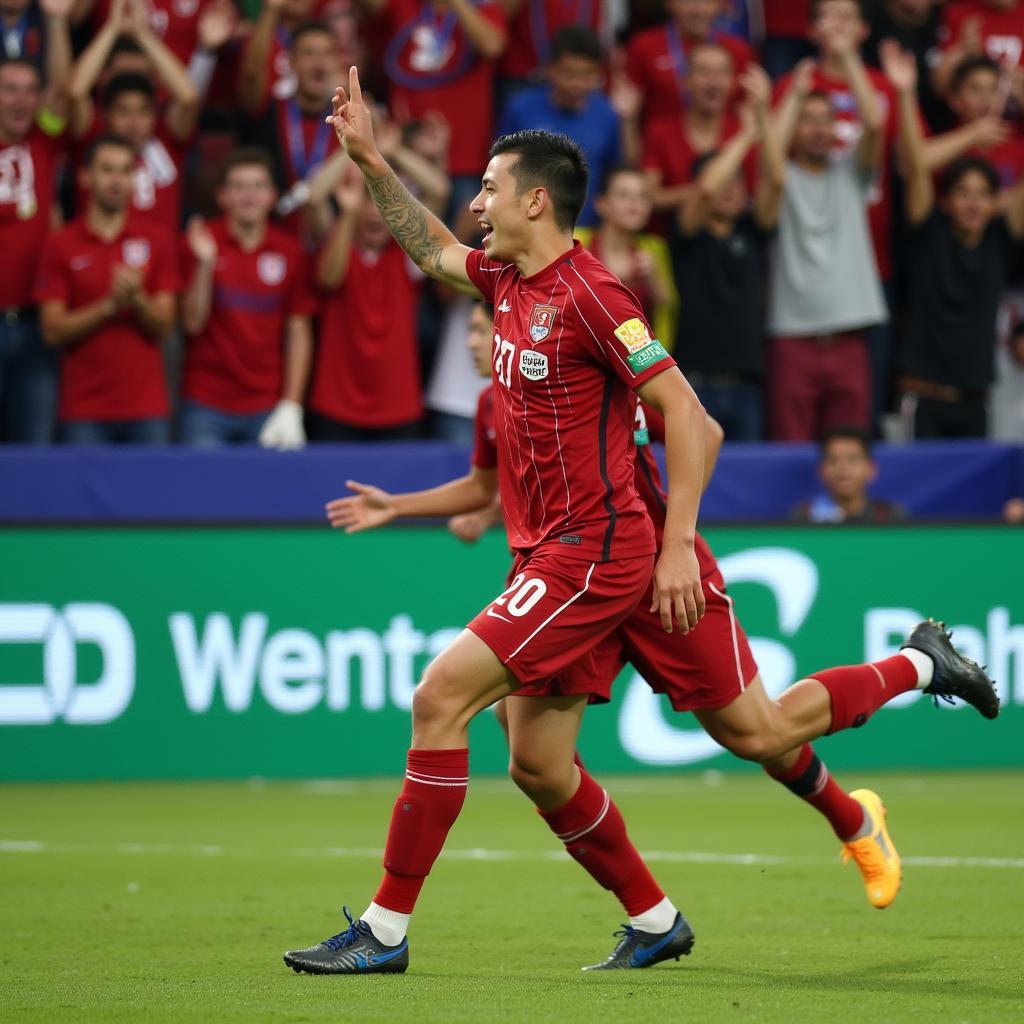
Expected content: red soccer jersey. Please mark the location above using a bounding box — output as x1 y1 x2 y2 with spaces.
0 126 64 308
940 1 1024 69
75 116 190 231
763 0 811 38
383 0 507 175
465 241 674 561
774 64 899 279
182 219 316 414
34 217 180 421
499 0 603 80
642 111 758 194
310 240 424 428
472 384 498 469
271 97 341 187
92 0 209 65
625 23 755 132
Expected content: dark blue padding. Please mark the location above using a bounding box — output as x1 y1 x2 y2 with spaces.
0 440 1020 523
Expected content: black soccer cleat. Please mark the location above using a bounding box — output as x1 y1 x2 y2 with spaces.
902 618 1000 720
581 911 695 971
283 906 409 975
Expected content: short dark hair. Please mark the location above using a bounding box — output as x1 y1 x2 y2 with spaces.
599 163 644 195
290 20 333 49
102 71 156 110
488 130 588 232
940 155 1000 197
810 0 867 22
109 35 144 60
218 147 276 187
951 54 1001 94
550 25 602 64
84 132 136 167
819 426 873 458
0 57 41 82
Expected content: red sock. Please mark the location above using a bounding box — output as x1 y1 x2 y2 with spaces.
539 768 664 916
373 748 469 913
766 744 864 839
811 655 919 734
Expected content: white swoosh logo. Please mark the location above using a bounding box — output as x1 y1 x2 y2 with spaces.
486 608 511 623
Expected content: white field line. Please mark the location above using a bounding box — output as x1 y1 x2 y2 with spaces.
1 839 1022 870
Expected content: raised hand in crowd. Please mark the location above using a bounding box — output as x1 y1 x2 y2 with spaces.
186 216 218 267
198 0 240 53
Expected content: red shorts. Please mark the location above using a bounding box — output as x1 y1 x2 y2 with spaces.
466 547 654 686
515 559 759 711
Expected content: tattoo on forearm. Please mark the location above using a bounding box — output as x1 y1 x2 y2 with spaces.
366 169 444 275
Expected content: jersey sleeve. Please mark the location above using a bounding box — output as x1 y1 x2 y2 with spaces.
464 248 507 303
572 273 676 390
471 389 498 470
33 235 70 304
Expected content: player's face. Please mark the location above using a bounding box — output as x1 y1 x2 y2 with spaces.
597 172 652 232
83 145 135 214
218 165 276 225
687 46 734 116
0 64 40 139
466 304 494 378
292 32 339 103
944 169 999 237
107 92 156 150
952 69 1000 123
471 154 534 262
549 54 602 112
666 0 722 39
793 96 835 164
820 439 875 501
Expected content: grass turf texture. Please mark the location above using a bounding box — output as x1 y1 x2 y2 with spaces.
1 773 1022 1024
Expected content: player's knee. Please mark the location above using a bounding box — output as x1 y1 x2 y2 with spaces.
508 752 562 802
412 666 461 731
719 732 779 764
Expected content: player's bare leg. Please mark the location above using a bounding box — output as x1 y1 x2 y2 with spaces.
499 696 695 970
695 625 999 908
284 631 518 974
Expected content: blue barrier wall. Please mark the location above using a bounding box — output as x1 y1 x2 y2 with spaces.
0 440 1021 523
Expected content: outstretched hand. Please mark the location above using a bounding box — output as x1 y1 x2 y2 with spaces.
326 66 381 171
325 480 397 533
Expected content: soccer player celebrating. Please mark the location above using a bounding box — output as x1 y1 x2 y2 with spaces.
283 66 710 975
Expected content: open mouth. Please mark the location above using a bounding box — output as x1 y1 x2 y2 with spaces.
479 220 493 245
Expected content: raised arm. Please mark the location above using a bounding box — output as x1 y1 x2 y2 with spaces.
67 0 124 138
316 171 364 288
181 217 217 335
831 30 884 174
40 0 74 121
1004 175 1024 239
448 0 506 60
127 0 199 141
920 116 1010 174
678 117 757 236
749 66 785 230
238 0 283 116
772 58 815 159
881 39 932 225
326 67 479 294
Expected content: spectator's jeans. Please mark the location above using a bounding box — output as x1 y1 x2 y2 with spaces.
0 310 58 443
689 376 763 442
769 332 871 441
429 410 476 446
911 395 987 440
179 399 272 446
61 418 171 444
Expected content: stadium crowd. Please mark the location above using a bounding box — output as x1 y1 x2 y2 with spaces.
2 0 1024 447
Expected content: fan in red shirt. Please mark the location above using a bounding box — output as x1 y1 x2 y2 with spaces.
626 0 755 134
0 10 72 444
498 0 603 87
380 0 507 180
282 69 709 974
180 148 316 448
773 0 899 282
641 42 759 217
68 0 199 229
84 0 213 66
309 167 424 439
238 0 324 112
761 0 814 79
35 135 179 443
935 0 1024 96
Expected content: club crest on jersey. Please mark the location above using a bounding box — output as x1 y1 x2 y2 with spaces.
121 238 150 267
519 349 549 381
614 318 653 353
529 304 557 342
257 252 287 286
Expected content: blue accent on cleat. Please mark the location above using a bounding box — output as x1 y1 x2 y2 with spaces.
283 906 409 975
582 911 695 971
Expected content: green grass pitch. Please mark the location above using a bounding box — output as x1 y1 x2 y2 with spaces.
2 772 1022 1024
